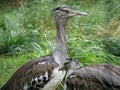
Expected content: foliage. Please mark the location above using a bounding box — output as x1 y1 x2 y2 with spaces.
102 38 120 57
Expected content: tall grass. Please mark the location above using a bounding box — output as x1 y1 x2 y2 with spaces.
0 0 120 89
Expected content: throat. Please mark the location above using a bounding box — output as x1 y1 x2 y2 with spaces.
66 69 74 78
53 21 68 67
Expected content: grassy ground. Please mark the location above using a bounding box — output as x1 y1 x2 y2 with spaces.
0 0 120 89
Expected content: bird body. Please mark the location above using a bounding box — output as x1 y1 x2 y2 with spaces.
1 55 65 90
1 6 88 90
60 59 120 90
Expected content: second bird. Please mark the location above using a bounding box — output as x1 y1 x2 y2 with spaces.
60 59 120 90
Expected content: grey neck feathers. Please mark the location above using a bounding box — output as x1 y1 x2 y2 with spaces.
53 19 68 67
66 69 74 78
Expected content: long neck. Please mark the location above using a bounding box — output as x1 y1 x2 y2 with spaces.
53 19 68 67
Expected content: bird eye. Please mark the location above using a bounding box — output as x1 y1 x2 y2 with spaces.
65 10 69 13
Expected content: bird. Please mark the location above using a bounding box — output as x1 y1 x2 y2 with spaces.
59 58 120 90
1 6 88 90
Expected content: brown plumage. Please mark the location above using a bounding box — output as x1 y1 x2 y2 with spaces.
1 55 57 90
1 6 87 90
60 59 120 90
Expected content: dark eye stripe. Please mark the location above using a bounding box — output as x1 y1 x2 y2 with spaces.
65 10 69 13
53 6 70 13
60 9 69 13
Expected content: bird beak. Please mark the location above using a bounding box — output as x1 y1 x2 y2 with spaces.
69 10 88 17
75 11 88 16
59 66 65 71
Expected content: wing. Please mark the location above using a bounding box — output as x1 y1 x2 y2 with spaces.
1 55 58 90
100 63 120 76
66 64 120 90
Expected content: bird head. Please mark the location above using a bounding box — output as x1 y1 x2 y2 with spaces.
59 58 81 71
53 6 88 21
